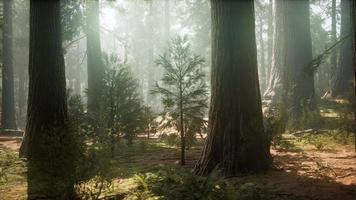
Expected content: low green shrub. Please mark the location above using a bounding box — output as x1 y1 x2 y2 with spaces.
128 166 236 200
159 133 180 147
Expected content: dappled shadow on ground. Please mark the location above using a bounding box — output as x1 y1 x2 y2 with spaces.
0 136 355 200
242 149 356 200
124 141 356 200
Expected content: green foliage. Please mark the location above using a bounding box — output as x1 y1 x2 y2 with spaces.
102 53 152 145
128 167 236 200
0 149 26 186
61 0 84 42
126 166 303 200
159 133 180 147
67 93 116 199
152 36 208 151
264 106 288 147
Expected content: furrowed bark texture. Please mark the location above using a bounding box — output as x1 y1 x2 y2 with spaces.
264 0 286 105
284 0 317 122
332 0 353 98
20 1 75 199
195 0 271 176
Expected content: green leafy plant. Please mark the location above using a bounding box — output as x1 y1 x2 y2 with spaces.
129 166 236 200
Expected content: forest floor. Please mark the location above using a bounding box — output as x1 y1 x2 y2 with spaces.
0 135 355 200
0 99 355 200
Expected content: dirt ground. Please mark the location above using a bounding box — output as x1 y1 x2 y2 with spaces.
1 136 355 200
0 136 22 151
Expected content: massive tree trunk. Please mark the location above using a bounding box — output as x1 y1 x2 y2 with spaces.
86 0 104 113
265 0 316 124
332 0 353 98
264 0 286 105
351 0 356 96
1 0 17 130
20 1 75 199
284 0 317 123
195 0 271 176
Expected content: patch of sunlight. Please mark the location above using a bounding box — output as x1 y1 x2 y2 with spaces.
320 108 339 118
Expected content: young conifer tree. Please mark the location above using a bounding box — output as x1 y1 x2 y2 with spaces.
153 36 208 165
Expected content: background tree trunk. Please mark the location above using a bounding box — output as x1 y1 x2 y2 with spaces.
284 0 317 123
329 0 337 92
1 0 17 130
164 0 170 49
195 0 271 176
147 1 155 107
20 1 75 199
266 0 273 88
86 0 104 113
264 0 286 105
332 0 353 98
258 15 266 93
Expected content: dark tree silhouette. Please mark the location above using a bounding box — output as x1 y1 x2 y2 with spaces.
20 1 75 199
86 0 105 113
194 0 271 176
1 0 17 130
329 0 337 91
332 0 353 98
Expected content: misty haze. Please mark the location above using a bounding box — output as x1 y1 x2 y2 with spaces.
0 0 355 200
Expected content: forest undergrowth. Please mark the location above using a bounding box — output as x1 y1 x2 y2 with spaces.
0 99 355 200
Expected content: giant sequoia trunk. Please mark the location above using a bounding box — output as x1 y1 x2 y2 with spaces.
1 0 17 130
194 0 271 176
265 0 316 124
332 0 353 98
20 1 75 199
86 0 104 113
264 0 286 105
284 0 317 123
352 0 356 96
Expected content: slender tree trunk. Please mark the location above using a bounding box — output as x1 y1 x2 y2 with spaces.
74 43 82 95
1 0 17 130
147 1 155 106
329 0 337 91
259 15 266 93
195 0 271 176
164 0 170 48
86 0 104 113
332 0 353 98
20 1 75 199
18 64 27 124
266 0 273 87
179 81 185 165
